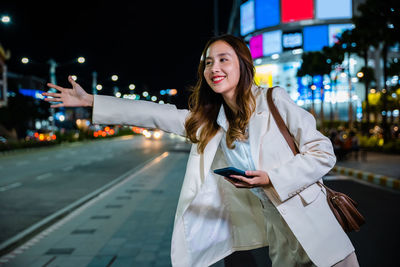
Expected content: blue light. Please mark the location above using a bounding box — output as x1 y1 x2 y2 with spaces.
160 90 166 95
303 25 329 52
255 0 280 30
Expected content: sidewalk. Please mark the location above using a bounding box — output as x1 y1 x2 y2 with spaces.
0 150 191 267
333 151 400 190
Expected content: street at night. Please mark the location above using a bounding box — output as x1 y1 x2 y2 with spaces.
1 0 400 266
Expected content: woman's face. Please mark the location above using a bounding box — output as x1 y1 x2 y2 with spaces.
203 40 240 100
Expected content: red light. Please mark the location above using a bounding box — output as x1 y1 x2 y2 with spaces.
110 129 115 135
51 135 56 140
34 132 39 138
101 132 107 137
94 132 99 137
105 126 110 132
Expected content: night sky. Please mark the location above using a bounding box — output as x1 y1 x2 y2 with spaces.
1 0 234 108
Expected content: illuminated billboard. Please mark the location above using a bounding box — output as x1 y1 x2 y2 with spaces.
240 0 255 36
282 30 303 50
249 34 263 58
263 30 282 56
281 0 314 23
316 0 352 20
303 25 329 51
255 0 280 29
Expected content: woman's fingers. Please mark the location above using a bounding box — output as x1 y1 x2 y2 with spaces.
47 83 65 92
50 103 64 108
44 97 62 102
42 92 62 98
224 177 253 188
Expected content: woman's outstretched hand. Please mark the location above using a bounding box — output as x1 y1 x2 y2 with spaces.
225 170 271 189
42 75 94 108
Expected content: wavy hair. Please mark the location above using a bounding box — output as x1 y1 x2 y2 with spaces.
185 34 256 154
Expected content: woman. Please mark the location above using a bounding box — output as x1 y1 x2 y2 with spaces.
43 34 359 267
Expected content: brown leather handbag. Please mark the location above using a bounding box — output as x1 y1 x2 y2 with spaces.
266 87 365 232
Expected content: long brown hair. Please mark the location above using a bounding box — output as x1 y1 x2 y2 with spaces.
185 34 256 153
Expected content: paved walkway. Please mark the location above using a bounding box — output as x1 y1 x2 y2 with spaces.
333 151 400 190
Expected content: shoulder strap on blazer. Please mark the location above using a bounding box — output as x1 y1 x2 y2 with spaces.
266 87 300 155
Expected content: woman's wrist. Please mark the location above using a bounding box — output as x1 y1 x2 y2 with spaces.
84 94 94 107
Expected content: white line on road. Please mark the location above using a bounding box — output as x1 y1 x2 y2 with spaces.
36 173 53 181
0 182 22 192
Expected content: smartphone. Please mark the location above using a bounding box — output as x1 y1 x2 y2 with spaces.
213 167 254 182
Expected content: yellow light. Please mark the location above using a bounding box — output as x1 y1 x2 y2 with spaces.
382 88 387 93
311 85 316 90
111 75 118 81
71 75 77 81
153 131 162 139
169 89 177 95
370 89 376 94
96 84 103 90
151 96 157 102
21 57 29 64
357 72 364 78
39 134 44 141
142 91 149 97
77 57 85 63
129 84 136 90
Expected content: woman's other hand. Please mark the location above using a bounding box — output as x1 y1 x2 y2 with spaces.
226 170 271 189
42 75 94 108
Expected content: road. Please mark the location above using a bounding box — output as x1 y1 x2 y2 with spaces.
0 135 399 266
0 134 187 244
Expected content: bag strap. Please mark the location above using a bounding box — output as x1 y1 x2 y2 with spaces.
266 87 300 156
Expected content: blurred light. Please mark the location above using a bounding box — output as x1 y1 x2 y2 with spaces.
159 100 165 104
255 58 262 64
382 111 387 116
292 49 303 55
388 24 394 29
51 134 56 140
160 90 166 95
382 88 387 93
39 134 44 141
271 54 280 60
96 84 103 90
394 126 399 132
151 96 157 102
111 75 118 81
370 88 376 93
115 92 121 98
105 126 110 132
357 72 364 78
297 100 304 106
169 89 177 95
71 75 77 81
311 85 316 90
352 95 358 101
394 109 399 117
153 131 162 139
129 84 136 90
101 131 107 137
59 115 65 121
34 132 39 138
21 57 29 64
392 93 397 98
324 85 331 90
77 57 85 63
340 73 347 78
351 77 358 83
109 129 115 135
142 91 149 97
1 15 10 24
94 132 99 138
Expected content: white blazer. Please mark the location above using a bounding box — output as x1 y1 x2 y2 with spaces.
92 86 354 267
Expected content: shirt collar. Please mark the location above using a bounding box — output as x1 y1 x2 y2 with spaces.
216 105 229 132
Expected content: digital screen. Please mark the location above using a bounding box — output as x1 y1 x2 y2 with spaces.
281 0 314 23
255 0 280 29
263 30 282 56
316 0 352 20
282 31 303 50
249 34 263 59
328 24 354 46
240 0 255 36
303 25 329 51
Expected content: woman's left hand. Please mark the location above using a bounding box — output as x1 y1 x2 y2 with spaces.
226 170 271 189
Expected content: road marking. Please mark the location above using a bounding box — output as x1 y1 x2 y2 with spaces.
36 173 53 181
0 182 22 192
62 166 74 172
16 161 29 166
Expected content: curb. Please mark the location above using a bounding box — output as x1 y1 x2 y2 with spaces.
332 165 400 191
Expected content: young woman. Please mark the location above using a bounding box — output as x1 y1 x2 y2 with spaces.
43 34 359 267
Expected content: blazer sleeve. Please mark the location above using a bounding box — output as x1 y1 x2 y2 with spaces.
92 95 189 137
266 87 336 202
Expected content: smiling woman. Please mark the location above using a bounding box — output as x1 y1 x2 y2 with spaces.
42 34 359 267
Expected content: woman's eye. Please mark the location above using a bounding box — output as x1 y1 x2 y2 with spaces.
205 61 212 65
220 58 227 62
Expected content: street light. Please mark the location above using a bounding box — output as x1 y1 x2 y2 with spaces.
1 15 10 24
21 57 29 64
77 57 85 64
96 84 103 91
129 84 135 90
71 75 77 81
111 75 118 81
